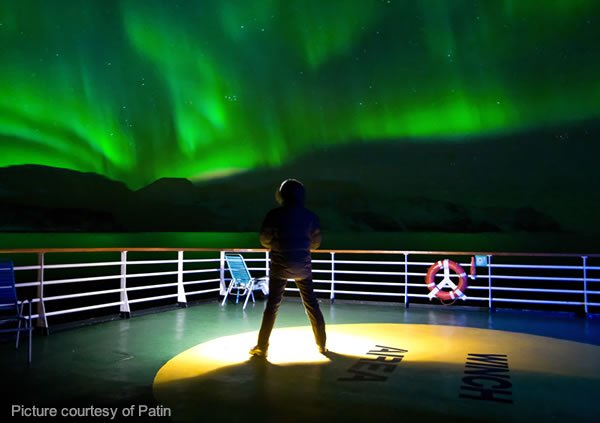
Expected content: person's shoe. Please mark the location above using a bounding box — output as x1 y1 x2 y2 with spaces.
249 345 267 358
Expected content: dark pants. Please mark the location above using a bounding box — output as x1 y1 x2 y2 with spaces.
257 277 326 350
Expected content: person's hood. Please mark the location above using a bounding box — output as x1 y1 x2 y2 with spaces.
276 179 305 207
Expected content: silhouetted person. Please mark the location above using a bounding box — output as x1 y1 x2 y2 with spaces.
250 179 327 357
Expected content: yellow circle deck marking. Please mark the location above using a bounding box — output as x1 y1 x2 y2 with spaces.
154 324 600 422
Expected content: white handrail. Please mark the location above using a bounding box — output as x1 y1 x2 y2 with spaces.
1 247 597 333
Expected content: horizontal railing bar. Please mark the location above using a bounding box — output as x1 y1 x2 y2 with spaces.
314 280 403 287
485 287 584 294
408 294 489 305
407 294 490 301
416 262 469 267
317 260 474 268
317 269 406 276
317 289 406 297
127 283 178 292
401 295 489 301
403 272 429 277
44 261 122 269
181 268 219 275
128 293 179 304
313 281 490 291
45 301 123 317
314 260 405 266
284 288 343 294
313 280 426 289
490 275 582 282
15 282 41 288
183 258 220 263
14 265 41 271
44 288 123 302
43 275 122 285
467 286 494 290
126 260 178 265
320 251 600 257
492 298 583 305
490 264 583 270
182 278 221 286
409 293 438 299
125 271 178 278
314 261 439 268
186 288 221 296
313 269 427 277
314 260 464 267
16 272 221 287
317 270 431 278
337 270 407 276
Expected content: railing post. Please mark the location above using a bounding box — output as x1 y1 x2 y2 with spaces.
36 252 49 335
487 254 494 312
177 250 187 307
120 251 131 318
404 253 409 308
265 250 270 278
582 256 589 318
219 251 226 296
330 252 336 304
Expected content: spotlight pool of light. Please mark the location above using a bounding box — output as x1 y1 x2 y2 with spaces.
154 323 600 423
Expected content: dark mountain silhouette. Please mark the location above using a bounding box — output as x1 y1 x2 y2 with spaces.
0 166 559 233
136 177 198 206
194 119 598 234
0 165 219 232
1 120 597 233
0 165 131 231
0 164 132 211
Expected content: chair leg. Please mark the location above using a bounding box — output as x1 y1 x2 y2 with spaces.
243 281 255 310
16 319 22 349
16 300 27 349
221 281 235 306
28 319 32 364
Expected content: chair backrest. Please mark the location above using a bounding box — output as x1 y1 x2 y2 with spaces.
225 254 252 286
0 260 18 312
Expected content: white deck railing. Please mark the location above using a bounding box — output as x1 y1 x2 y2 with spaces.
0 248 598 332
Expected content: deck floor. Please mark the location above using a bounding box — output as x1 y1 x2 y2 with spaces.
2 299 600 422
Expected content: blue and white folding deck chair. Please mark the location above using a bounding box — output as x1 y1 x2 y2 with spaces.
221 253 269 310
0 260 33 363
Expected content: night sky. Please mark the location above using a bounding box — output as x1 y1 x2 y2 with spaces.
1 0 598 188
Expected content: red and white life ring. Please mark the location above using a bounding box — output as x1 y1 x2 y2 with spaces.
425 259 468 301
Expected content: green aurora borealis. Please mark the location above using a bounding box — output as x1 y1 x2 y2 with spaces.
1 0 599 188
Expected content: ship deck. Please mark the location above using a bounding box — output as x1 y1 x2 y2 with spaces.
2 299 599 422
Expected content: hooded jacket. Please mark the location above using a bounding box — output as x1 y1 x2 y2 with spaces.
259 179 321 279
